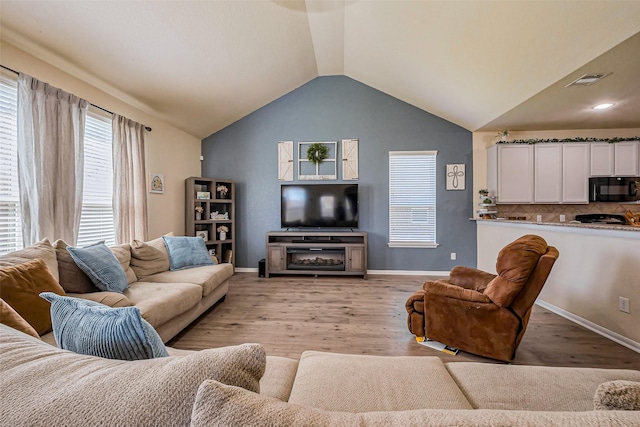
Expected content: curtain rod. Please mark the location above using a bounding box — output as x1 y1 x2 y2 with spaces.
1 64 152 132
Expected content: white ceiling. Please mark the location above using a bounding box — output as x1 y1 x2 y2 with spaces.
2 1 640 139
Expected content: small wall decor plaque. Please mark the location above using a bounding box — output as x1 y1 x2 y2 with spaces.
196 191 211 199
149 172 164 194
446 164 465 190
196 230 208 241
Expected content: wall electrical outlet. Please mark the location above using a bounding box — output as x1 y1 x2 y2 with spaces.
450 252 456 260
619 297 630 314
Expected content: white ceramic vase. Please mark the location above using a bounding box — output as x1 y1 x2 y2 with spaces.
219 231 226 241
195 212 201 220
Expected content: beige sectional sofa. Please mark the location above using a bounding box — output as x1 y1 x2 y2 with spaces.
2 324 639 426
0 237 233 344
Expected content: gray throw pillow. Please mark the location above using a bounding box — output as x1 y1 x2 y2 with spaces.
67 241 128 292
40 292 168 360
162 236 214 271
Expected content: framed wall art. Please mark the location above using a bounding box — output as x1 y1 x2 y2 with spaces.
149 172 165 194
446 164 465 190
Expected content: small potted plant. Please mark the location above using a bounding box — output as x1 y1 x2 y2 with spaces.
194 206 203 220
496 130 509 142
217 225 229 241
217 184 229 199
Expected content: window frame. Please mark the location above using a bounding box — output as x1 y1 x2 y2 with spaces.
388 150 438 248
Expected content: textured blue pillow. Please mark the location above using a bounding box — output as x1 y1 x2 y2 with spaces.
162 236 214 271
67 241 128 292
39 292 168 360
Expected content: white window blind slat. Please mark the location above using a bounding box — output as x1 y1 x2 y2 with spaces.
76 110 115 247
388 151 438 248
0 72 21 254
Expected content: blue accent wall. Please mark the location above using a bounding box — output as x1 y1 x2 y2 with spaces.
202 76 475 271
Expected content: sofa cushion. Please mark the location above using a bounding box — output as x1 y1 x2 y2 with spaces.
66 291 133 308
163 236 214 271
446 362 640 411
109 243 137 284
0 258 66 335
0 324 266 427
261 355 300 402
40 292 168 360
141 264 233 297
0 298 39 338
129 233 173 279
67 241 128 293
594 380 640 411
288 351 472 412
53 239 99 293
0 238 59 282
123 281 202 328
190 380 640 427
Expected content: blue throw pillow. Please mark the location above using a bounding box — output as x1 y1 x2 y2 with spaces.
39 292 168 360
162 236 214 271
67 241 128 293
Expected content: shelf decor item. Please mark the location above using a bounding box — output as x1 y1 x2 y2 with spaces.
476 189 497 219
196 230 208 241
217 225 228 241
196 192 210 200
217 184 229 199
195 206 203 220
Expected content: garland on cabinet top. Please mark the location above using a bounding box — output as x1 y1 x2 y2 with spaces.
497 136 640 144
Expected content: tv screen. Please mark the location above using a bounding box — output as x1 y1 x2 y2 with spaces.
281 184 359 228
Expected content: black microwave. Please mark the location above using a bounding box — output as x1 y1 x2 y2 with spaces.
589 177 640 202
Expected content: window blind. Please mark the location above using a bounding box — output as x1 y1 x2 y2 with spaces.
388 150 438 248
0 72 21 254
77 109 115 247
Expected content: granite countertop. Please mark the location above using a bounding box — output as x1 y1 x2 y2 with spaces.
472 218 640 233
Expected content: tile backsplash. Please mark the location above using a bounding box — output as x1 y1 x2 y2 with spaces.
494 202 640 223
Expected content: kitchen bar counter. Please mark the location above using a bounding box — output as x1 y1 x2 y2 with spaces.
473 218 640 235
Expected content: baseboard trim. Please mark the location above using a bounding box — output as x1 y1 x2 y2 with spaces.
233 268 449 276
367 270 449 276
535 299 640 354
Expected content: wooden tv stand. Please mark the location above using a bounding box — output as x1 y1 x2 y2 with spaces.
265 231 367 279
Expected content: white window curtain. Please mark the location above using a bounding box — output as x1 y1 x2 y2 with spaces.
17 73 89 246
112 114 147 243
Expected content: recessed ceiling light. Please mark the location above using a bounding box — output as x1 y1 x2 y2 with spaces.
592 103 614 110
565 73 611 87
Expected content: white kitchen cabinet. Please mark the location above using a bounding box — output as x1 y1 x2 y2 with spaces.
497 144 534 203
562 143 590 203
590 143 614 176
614 142 639 176
590 142 639 176
534 144 562 203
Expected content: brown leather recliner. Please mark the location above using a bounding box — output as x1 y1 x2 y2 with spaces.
406 234 559 362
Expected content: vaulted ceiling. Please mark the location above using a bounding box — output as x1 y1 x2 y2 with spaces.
2 1 640 139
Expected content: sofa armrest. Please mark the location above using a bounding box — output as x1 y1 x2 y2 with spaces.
424 280 492 304
448 266 496 292
66 291 133 307
405 290 425 314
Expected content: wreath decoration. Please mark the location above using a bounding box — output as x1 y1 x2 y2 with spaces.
306 143 329 165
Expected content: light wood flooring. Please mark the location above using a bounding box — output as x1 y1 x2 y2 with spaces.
168 273 640 369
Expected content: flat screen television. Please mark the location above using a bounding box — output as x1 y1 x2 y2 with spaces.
281 184 358 228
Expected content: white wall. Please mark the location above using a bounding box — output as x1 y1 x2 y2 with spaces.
1 41 201 239
477 221 640 349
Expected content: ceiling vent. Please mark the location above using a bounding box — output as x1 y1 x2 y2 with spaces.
565 73 611 87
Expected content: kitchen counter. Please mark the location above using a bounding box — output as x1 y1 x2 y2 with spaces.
475 219 640 347
473 218 640 235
